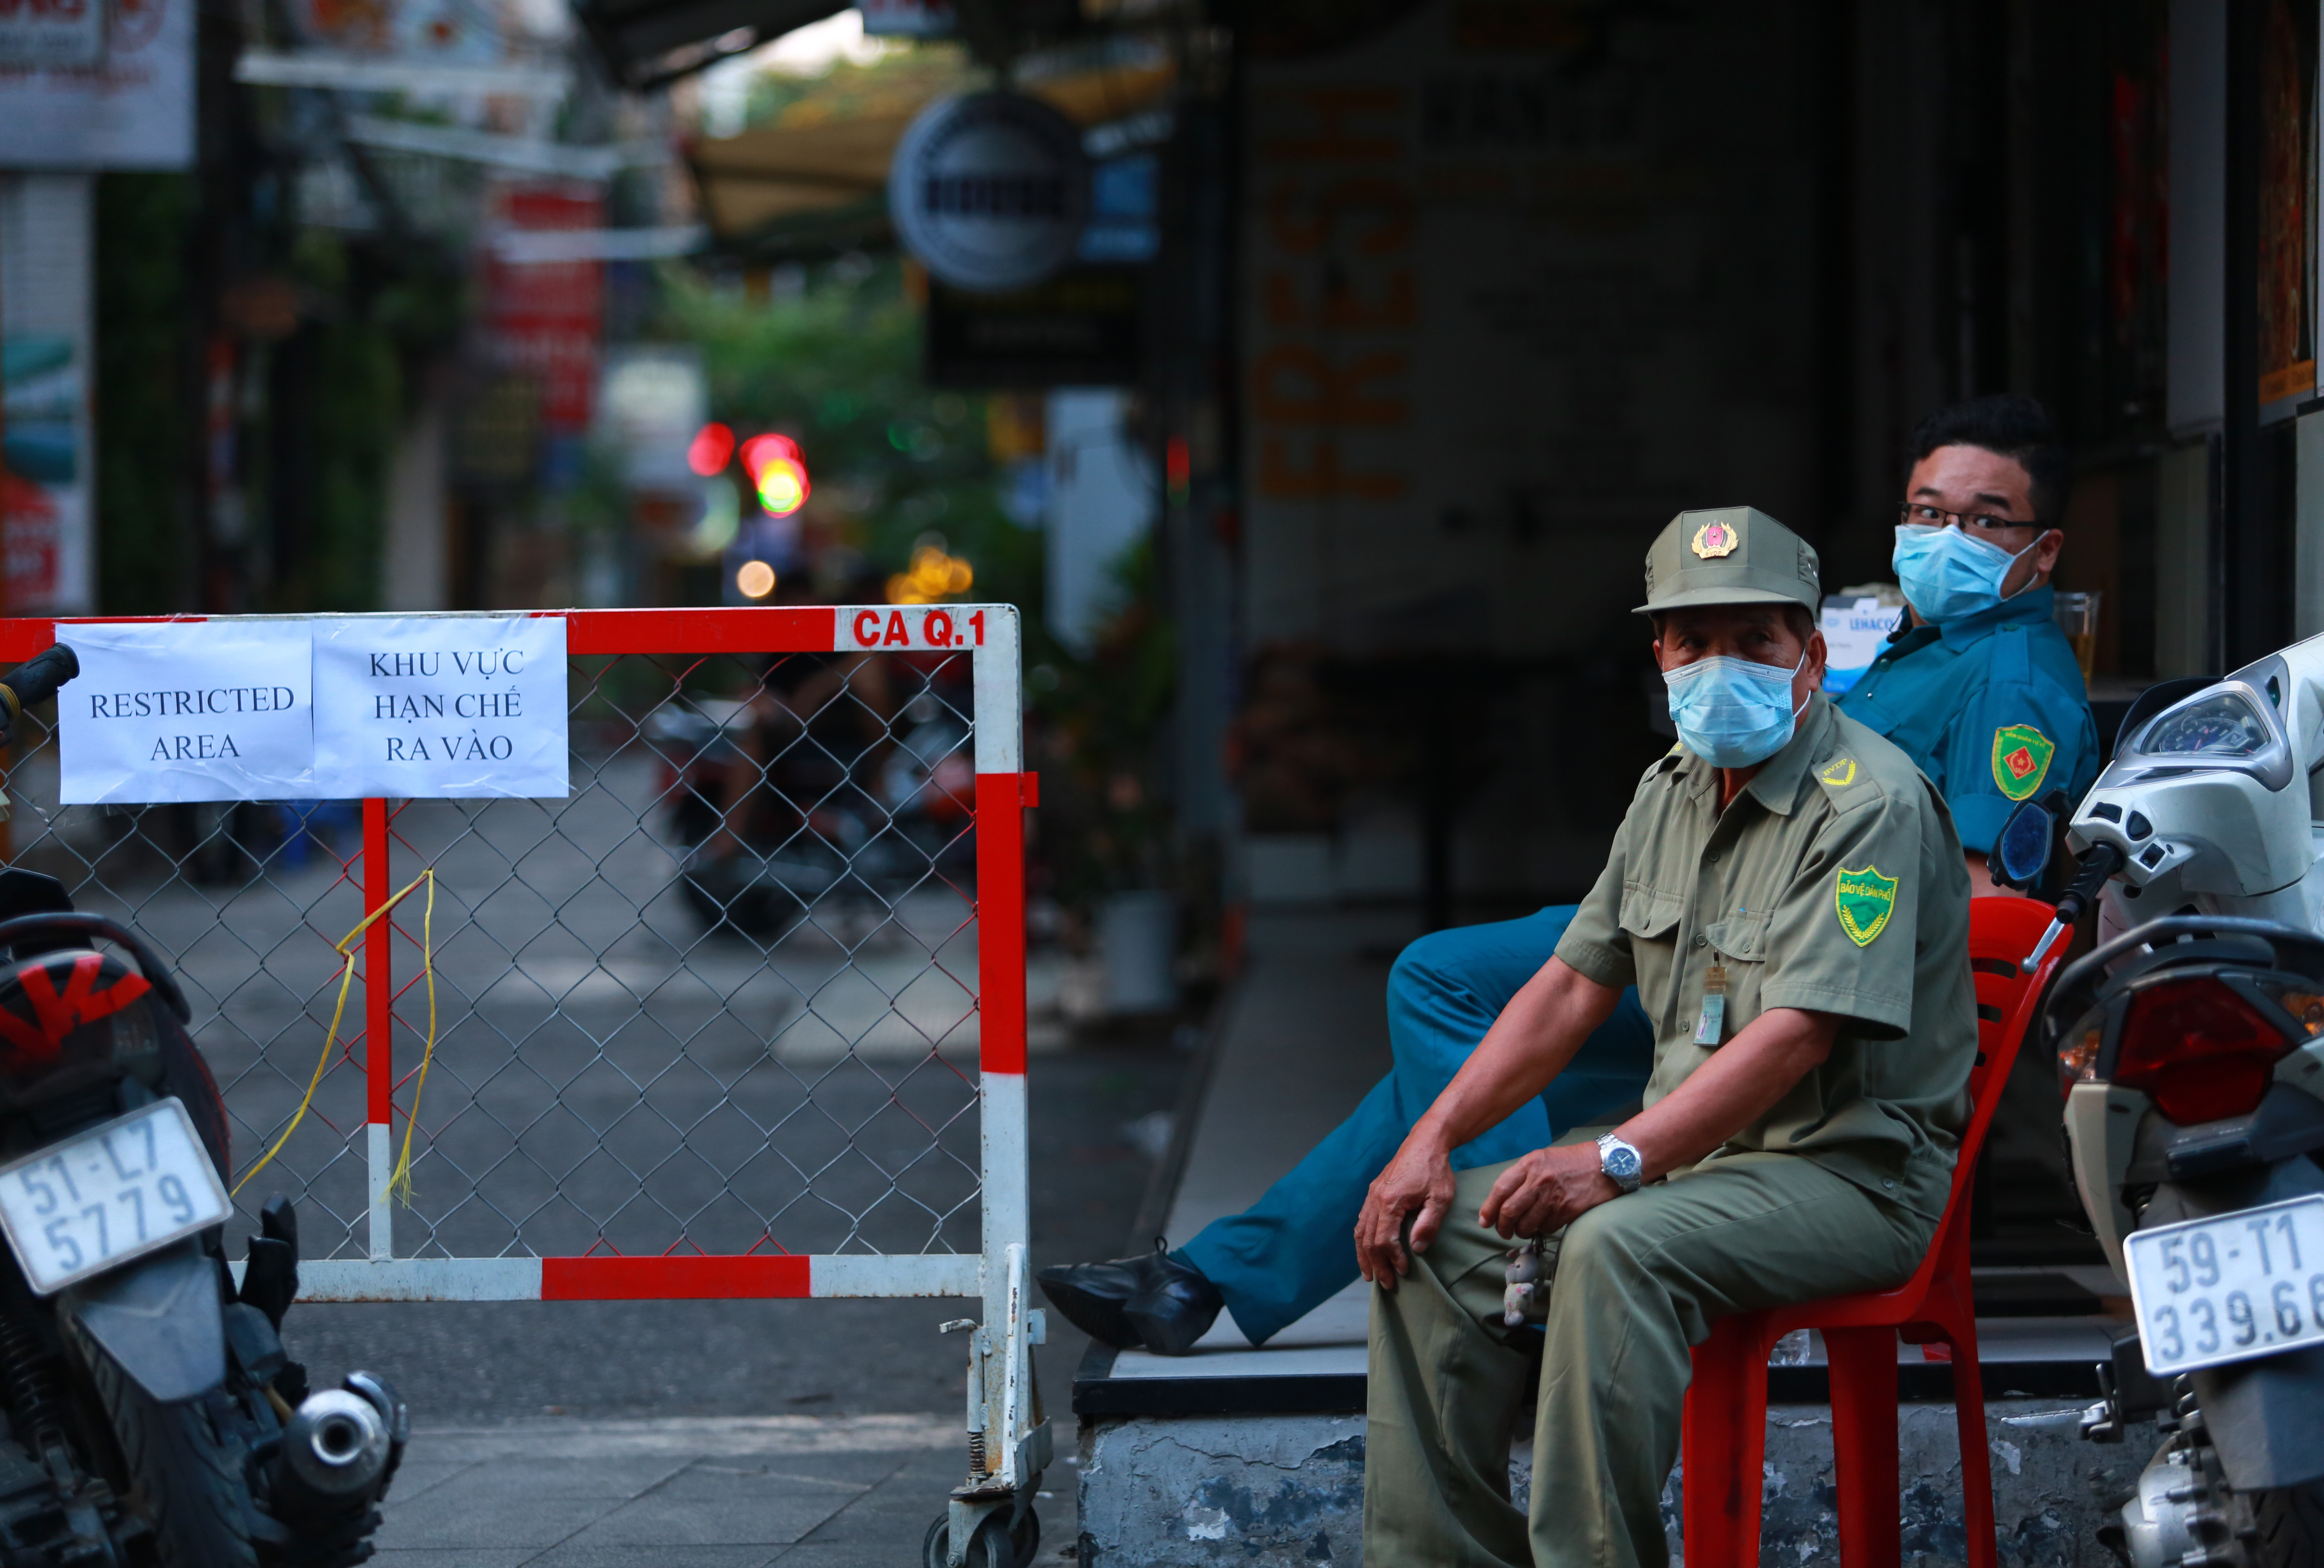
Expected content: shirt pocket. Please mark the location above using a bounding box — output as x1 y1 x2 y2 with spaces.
1703 910 1770 962
1619 881 1685 942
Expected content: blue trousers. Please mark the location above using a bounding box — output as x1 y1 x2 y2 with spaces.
1177 906 1656 1345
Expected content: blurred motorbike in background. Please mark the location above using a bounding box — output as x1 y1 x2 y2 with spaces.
647 678 977 941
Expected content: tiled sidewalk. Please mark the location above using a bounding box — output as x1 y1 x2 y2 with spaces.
372 1415 1071 1567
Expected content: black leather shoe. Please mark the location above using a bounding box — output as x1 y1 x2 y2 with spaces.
1038 1238 1218 1351
1123 1258 1224 1356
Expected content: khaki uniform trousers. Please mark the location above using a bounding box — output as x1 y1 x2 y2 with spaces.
1363 1149 1936 1568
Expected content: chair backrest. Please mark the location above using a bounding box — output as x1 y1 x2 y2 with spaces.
1909 895 2068 1283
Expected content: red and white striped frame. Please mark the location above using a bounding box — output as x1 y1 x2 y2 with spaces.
0 606 1032 1322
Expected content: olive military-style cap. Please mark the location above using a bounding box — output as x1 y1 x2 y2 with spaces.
1633 505 1821 615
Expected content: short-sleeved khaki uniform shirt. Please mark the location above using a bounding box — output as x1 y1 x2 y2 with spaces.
1554 694 1978 1219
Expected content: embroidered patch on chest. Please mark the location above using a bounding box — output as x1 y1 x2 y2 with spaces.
1834 865 1899 947
1991 724 2055 801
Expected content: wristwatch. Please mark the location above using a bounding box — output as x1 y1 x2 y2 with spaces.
1596 1133 1644 1194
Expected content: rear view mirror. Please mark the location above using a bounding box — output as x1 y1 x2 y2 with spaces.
1993 794 2059 891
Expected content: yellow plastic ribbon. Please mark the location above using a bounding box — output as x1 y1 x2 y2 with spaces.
233 869 438 1205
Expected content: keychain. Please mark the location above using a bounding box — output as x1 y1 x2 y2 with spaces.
1503 1239 1548 1326
1694 963 1726 1046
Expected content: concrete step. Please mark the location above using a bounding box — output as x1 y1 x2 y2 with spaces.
1075 1397 2147 1568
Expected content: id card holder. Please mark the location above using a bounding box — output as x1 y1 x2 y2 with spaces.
1694 964 1727 1047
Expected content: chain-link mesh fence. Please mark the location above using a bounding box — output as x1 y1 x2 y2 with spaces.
0 618 1018 1289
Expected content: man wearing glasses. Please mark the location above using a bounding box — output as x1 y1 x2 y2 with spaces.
1036 396 2097 1359
1837 394 2099 895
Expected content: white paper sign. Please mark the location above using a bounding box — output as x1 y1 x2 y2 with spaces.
58 623 316 803
310 617 568 799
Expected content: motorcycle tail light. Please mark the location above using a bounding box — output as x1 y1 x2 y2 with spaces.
2268 987 2324 1038
2058 1026 2103 1096
2114 977 2293 1124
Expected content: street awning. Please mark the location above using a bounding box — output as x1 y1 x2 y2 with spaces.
687 51 1175 256
572 0 848 89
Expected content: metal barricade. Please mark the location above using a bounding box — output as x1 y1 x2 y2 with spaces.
0 604 1047 1546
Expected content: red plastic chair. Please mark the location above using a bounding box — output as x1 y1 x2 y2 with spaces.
1679 895 2065 1568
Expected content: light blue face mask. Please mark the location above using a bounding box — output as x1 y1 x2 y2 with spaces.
1891 523 2039 623
1664 651 1808 768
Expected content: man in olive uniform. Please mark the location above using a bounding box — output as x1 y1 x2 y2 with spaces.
1356 507 1978 1568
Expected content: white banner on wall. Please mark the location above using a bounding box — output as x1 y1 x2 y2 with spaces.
54 616 570 803
310 617 568 799
58 622 317 803
0 0 195 169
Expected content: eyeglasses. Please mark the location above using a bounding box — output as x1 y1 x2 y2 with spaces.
1897 503 2044 535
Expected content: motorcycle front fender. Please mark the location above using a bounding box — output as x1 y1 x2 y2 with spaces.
2193 1347 2324 1490
59 1240 224 1405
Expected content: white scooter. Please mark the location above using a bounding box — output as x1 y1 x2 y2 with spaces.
1995 640 2324 1568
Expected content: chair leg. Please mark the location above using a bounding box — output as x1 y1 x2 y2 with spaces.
1683 1314 1774 1568
1825 1326 1903 1568
1944 1319 1998 1568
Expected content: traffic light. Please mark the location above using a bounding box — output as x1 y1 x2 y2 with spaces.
686 422 735 477
738 433 810 518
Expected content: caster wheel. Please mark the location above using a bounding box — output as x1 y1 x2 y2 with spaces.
1013 1506 1041 1564
922 1512 1018 1568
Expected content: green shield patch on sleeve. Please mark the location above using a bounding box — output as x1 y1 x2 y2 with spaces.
1834 865 1899 947
1991 723 2055 801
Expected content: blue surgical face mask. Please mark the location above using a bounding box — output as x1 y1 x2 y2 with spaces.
1892 523 2039 623
1664 651 1809 768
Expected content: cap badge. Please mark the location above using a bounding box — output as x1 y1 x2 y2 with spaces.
1691 519 1740 559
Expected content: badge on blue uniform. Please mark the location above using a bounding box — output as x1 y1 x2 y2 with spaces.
1991 724 2055 801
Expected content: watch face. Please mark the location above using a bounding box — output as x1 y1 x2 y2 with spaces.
1602 1142 1641 1180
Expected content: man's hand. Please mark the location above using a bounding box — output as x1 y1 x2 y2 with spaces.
1478 1144 1618 1240
1346 957 1623 1290
1355 1133 1457 1290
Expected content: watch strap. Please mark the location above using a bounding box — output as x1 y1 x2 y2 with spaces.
1595 1132 1643 1194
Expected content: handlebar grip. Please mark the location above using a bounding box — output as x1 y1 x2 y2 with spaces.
2016 843 2128 973
0 644 77 742
2056 842 2128 922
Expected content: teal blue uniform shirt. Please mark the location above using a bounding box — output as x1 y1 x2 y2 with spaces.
1834 584 2099 854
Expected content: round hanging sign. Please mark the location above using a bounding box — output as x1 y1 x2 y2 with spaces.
888 91 1091 293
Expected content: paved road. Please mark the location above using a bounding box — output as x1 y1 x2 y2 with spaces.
278 1036 1182 1565
368 1415 1032 1566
